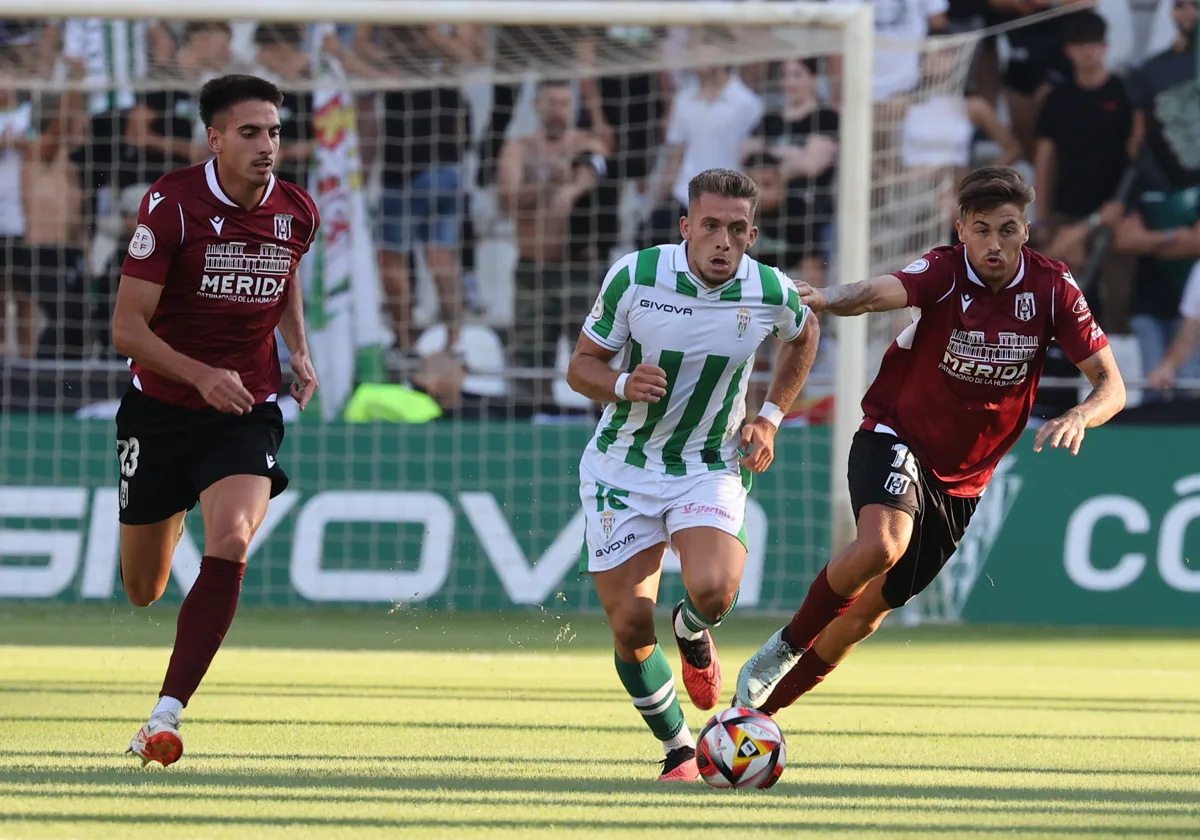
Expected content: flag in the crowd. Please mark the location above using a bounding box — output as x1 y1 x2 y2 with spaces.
305 64 387 422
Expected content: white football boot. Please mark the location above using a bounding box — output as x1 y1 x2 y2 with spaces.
734 628 803 710
128 713 184 767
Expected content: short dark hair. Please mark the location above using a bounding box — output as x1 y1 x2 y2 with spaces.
183 21 231 42
254 23 304 48
198 74 284 128
688 168 759 210
1063 10 1107 44
536 78 572 94
957 166 1035 217
741 151 782 171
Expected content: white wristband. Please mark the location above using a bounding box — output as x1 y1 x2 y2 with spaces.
613 372 631 401
758 401 786 428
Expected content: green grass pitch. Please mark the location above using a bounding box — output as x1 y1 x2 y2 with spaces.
0 605 1196 839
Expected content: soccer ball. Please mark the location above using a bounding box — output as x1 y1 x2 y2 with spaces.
696 706 787 789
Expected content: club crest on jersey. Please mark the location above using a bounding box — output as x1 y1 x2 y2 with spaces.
1015 292 1036 322
274 214 292 240
600 509 615 540
736 308 751 340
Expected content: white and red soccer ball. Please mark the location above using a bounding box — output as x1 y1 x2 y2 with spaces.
696 706 787 789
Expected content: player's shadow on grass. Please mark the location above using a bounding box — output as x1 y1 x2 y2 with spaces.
8 781 1194 821
5 681 1196 716
4 751 1198 782
4 715 1200 745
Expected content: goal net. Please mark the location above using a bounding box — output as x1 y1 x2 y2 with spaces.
0 3 985 622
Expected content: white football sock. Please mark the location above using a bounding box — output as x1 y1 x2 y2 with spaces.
663 726 696 753
674 606 704 641
152 696 183 720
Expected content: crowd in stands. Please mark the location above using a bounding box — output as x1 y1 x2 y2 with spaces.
0 3 1198 420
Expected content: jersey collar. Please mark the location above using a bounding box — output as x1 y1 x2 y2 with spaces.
205 158 277 210
964 248 1025 292
669 242 751 296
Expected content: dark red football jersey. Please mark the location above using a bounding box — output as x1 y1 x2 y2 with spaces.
861 244 1109 497
120 160 320 410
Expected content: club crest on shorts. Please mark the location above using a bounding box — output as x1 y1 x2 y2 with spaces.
884 471 912 496
274 214 292 241
1015 292 1036 322
736 307 751 340
600 509 615 540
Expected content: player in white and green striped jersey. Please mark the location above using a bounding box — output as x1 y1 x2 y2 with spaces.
567 168 820 782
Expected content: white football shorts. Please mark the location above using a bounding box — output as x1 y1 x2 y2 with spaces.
578 447 749 574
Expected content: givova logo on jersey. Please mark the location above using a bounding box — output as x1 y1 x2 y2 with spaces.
940 329 1038 386
199 242 291 303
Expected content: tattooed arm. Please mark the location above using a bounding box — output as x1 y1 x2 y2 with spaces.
797 275 911 316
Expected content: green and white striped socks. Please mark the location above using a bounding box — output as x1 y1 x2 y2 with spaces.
614 645 695 753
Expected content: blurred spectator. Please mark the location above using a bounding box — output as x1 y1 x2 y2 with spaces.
741 58 839 287
1147 259 1200 390
901 46 1020 172
251 24 315 188
498 78 607 407
92 182 150 357
21 90 87 359
359 25 471 352
743 152 816 277
1116 180 1200 397
641 59 762 249
1127 0 1200 188
830 0 949 104
988 0 1072 160
123 22 231 182
1032 10 1138 323
0 78 34 356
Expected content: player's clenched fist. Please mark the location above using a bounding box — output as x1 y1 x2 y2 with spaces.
620 364 669 403
195 367 255 415
795 281 827 312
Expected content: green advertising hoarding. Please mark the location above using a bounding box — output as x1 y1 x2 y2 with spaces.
1 418 1196 626
0 418 830 612
960 427 1200 627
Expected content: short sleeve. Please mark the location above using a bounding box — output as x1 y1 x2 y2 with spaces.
582 255 635 350
1053 268 1110 364
1034 88 1059 140
120 183 183 286
773 272 811 342
1179 262 1200 320
890 249 956 310
300 189 321 256
665 91 690 146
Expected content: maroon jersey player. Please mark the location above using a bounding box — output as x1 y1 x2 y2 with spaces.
734 167 1126 714
110 75 320 767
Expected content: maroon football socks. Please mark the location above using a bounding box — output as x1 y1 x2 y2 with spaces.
160 555 245 705
760 649 836 715
784 566 857 652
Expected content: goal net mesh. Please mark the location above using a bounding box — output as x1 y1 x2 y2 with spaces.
0 13 984 621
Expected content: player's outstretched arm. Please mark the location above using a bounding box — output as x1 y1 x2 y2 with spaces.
112 275 254 415
799 275 909 317
278 272 319 411
740 315 820 473
567 333 667 404
1033 345 1126 455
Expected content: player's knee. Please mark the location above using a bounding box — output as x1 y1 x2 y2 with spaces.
205 519 254 562
124 578 165 608
608 608 656 656
686 580 739 624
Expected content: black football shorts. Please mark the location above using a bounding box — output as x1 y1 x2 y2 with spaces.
846 430 979 609
114 387 288 525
